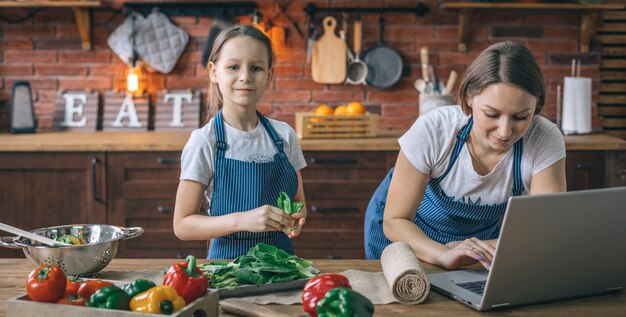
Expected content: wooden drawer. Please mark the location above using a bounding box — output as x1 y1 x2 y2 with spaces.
566 151 605 191
294 248 365 260
107 152 180 200
303 199 369 229
293 229 365 259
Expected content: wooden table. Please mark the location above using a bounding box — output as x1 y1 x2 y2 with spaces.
1 259 624 316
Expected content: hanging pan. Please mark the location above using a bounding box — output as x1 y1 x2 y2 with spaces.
363 16 403 89
346 16 368 85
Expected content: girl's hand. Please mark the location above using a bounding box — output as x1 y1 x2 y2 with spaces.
242 205 292 233
285 206 307 238
438 238 495 270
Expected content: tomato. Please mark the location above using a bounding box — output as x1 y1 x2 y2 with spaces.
77 279 114 300
64 276 83 296
26 265 67 302
57 295 86 306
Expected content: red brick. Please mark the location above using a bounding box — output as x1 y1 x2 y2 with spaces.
475 12 524 25
0 39 34 50
378 116 415 130
271 104 316 116
164 77 204 90
368 90 418 103
312 90 365 103
59 51 111 64
3 25 55 39
261 90 310 103
543 27 579 40
59 78 112 90
56 25 80 38
91 64 125 77
525 40 578 54
180 24 211 38
439 52 479 66
382 104 420 116
36 65 89 76
275 78 324 90
33 8 74 24
273 64 303 77
35 39 82 50
4 50 57 63
0 65 33 76
5 78 58 90
525 13 579 26
178 51 202 64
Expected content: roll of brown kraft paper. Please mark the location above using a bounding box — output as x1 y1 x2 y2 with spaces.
380 241 430 305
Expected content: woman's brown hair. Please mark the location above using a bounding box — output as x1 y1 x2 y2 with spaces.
458 41 545 115
205 24 275 120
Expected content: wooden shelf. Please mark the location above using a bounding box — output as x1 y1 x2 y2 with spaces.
441 2 626 52
0 1 101 50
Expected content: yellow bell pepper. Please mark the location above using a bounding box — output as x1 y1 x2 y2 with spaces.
129 285 186 315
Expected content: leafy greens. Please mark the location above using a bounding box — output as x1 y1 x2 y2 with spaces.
199 243 320 289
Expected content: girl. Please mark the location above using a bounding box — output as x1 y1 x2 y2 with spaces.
173 24 307 259
364 41 566 269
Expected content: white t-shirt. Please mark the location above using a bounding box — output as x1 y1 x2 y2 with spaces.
399 105 566 205
180 116 307 211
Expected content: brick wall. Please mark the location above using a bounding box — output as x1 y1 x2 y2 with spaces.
0 0 602 132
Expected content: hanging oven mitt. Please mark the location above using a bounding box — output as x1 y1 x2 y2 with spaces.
135 10 189 74
107 12 146 64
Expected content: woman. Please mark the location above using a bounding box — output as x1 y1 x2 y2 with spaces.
364 41 566 270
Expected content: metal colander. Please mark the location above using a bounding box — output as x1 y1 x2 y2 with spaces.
0 224 143 276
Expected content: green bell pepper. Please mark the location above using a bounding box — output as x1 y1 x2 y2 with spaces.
316 287 374 317
122 279 157 298
86 285 131 310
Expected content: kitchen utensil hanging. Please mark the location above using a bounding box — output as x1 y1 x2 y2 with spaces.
363 16 403 89
346 16 368 85
311 16 347 84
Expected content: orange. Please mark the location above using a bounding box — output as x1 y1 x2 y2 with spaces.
315 104 334 116
334 105 348 115
346 102 366 115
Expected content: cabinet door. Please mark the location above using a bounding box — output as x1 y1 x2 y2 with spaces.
0 152 105 257
606 151 626 187
107 152 206 259
565 151 605 191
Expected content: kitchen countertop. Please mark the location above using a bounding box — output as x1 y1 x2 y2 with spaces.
0 131 625 152
0 258 624 316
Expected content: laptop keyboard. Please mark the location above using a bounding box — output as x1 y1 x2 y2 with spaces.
456 280 486 295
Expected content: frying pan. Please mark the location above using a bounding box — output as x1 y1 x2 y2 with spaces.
363 16 403 89
346 17 368 85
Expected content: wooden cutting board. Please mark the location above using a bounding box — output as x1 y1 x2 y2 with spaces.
312 16 347 84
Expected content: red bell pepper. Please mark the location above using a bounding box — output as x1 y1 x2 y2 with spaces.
64 276 84 297
26 264 67 302
57 295 87 306
77 279 114 300
302 273 352 317
163 255 208 304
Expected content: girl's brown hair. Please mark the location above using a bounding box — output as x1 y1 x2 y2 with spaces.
205 24 275 120
458 41 545 115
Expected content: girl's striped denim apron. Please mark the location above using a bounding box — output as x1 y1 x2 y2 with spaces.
364 117 524 259
207 111 298 259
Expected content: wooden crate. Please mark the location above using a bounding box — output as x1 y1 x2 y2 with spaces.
295 112 378 139
7 290 218 317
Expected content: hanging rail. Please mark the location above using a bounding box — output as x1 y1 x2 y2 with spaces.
304 2 430 19
122 2 257 17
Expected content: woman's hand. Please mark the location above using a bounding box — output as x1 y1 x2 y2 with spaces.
241 205 293 233
438 238 495 270
285 206 307 238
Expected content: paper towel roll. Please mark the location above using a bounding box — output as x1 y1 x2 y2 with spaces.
380 241 430 305
562 76 592 134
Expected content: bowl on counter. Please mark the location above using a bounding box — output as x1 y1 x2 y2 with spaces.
0 224 143 276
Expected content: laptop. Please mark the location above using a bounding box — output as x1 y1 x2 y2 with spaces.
428 186 626 311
